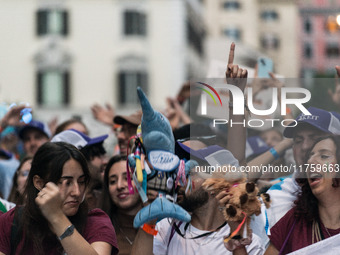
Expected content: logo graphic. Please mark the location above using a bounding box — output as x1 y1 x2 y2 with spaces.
196 82 223 115
197 82 311 116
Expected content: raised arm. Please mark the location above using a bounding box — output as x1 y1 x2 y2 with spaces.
91 103 115 126
225 42 248 166
0 105 28 131
247 138 293 182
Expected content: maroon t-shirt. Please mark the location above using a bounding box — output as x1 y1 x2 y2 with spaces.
270 208 340 254
0 208 119 255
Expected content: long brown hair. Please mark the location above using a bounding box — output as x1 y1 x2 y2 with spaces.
101 155 127 230
15 142 91 255
8 156 33 205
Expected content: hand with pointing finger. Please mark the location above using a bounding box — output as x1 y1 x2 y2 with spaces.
225 42 248 92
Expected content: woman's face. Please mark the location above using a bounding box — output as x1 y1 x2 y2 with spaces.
108 161 141 214
307 138 338 197
17 159 32 194
58 159 87 216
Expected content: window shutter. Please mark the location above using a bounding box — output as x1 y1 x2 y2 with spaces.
118 72 126 104
37 72 43 104
37 10 48 36
140 13 146 35
124 12 131 35
62 11 69 36
64 72 70 104
138 72 148 93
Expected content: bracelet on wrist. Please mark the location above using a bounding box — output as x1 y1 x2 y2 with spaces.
269 147 280 160
141 223 158 236
58 224 75 241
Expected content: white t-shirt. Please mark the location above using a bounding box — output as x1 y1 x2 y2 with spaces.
266 177 300 231
153 218 265 255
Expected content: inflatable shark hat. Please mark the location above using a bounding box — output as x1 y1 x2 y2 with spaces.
137 87 175 152
129 87 195 228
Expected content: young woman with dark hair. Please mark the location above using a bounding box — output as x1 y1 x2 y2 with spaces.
265 135 340 254
8 156 33 205
0 142 118 255
101 155 142 255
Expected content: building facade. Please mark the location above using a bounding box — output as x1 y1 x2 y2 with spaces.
0 0 206 121
204 0 299 78
299 0 340 78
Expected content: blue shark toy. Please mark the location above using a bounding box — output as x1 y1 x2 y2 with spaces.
127 87 196 229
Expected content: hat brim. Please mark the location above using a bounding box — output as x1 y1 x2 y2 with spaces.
87 134 109 146
18 126 49 139
114 116 140 126
175 141 206 162
283 119 330 138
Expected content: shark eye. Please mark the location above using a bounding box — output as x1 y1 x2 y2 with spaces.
160 115 164 120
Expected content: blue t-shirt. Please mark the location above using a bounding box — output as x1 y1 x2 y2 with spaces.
0 156 19 199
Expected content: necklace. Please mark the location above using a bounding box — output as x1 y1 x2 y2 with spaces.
312 220 322 243
173 221 227 239
323 224 332 238
187 224 222 246
119 227 133 245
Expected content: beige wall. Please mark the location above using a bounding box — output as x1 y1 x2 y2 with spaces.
0 0 205 112
258 0 299 77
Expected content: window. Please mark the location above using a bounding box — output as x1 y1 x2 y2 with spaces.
36 9 68 36
37 71 69 106
304 43 313 58
118 71 148 104
304 18 312 34
223 28 241 41
325 43 340 57
223 1 241 10
260 34 280 50
260 10 279 21
124 11 147 36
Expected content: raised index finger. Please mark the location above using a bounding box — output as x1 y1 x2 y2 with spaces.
228 42 235 65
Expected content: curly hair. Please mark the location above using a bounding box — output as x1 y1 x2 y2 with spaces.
294 135 340 221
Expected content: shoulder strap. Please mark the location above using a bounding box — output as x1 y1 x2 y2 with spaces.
279 218 296 255
10 207 23 255
167 221 183 247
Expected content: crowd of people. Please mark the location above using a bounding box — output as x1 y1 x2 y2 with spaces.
0 42 339 255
